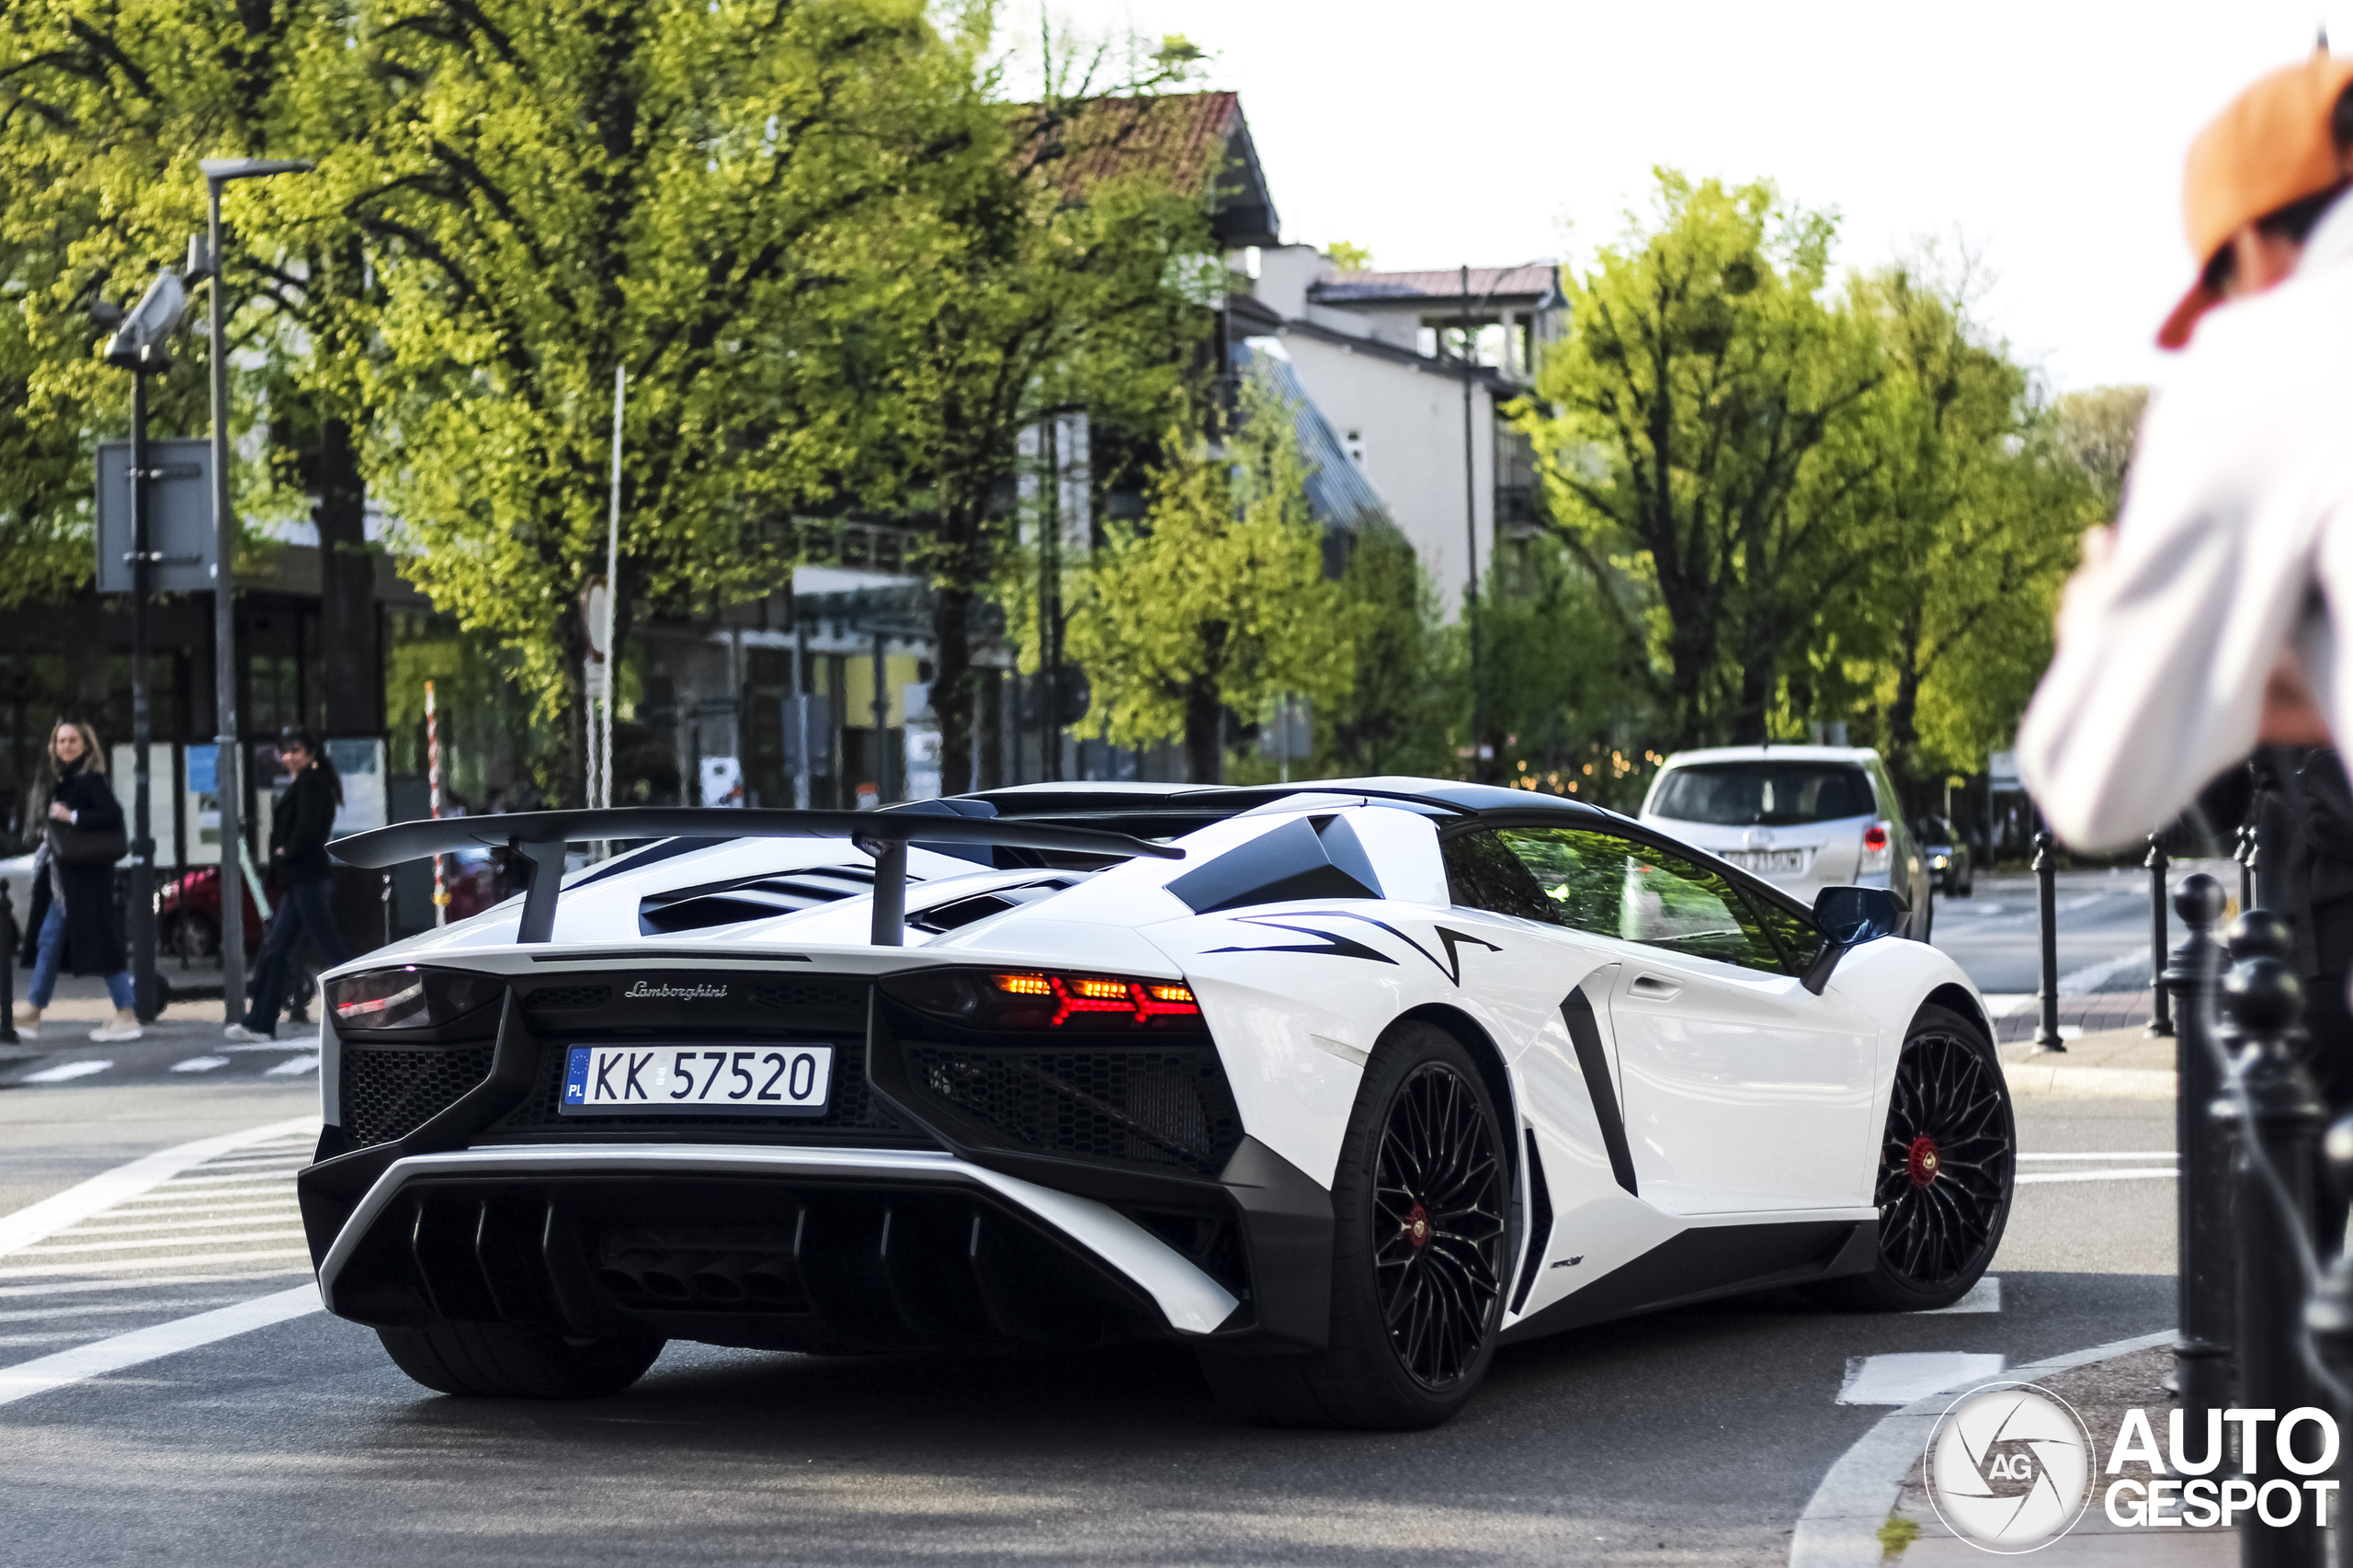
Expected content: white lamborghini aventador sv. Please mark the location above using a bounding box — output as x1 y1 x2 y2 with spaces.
298 778 2013 1429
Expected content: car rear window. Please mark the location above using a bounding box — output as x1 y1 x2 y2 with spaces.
1650 763 1876 826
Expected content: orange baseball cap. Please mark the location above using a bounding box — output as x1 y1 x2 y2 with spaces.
2159 50 2353 348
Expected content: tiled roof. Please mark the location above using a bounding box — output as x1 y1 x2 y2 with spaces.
1312 264 1559 306
1022 91 1242 198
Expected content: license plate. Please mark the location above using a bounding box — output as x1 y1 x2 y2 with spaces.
1723 849 1808 874
562 1045 834 1117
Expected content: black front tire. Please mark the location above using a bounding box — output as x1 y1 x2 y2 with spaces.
1198 1021 1511 1430
1810 1004 2013 1312
377 1321 665 1399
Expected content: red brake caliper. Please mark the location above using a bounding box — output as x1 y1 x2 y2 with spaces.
1906 1134 1941 1187
1401 1202 1432 1249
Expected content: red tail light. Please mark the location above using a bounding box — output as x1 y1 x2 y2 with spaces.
1862 824 1889 852
993 971 1199 1028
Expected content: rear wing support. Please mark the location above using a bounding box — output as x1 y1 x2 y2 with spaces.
330 807 1183 947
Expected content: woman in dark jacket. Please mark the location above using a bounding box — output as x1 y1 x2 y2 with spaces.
226 728 353 1041
14 721 140 1042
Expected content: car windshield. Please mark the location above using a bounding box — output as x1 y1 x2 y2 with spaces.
1650 762 1876 826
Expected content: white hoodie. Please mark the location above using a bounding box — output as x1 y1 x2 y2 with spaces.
2018 198 2353 850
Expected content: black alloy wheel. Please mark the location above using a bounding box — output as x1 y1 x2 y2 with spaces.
1813 1004 2013 1312
1372 1061 1509 1389
1196 1021 1512 1429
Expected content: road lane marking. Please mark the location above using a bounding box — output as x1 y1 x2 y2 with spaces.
0 1117 315 1259
0 1297 250 1324
170 1057 230 1074
2016 1168 2177 1185
1836 1352 2006 1405
2018 1152 2176 1160
0 1248 313 1280
0 1283 321 1407
264 1055 320 1076
2056 945 2153 996
16 1060 114 1084
56 1213 308 1238
1792 1330 2173 1567
0 1269 309 1300
15 1229 308 1257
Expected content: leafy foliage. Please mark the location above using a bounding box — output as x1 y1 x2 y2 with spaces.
1066 374 1354 781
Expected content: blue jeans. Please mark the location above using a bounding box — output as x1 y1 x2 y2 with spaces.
243 879 352 1036
28 902 133 1011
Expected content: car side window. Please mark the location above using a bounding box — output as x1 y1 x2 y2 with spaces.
1476 825 1795 974
1439 830 1564 926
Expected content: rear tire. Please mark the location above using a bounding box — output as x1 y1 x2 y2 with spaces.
377 1321 665 1399
1198 1021 1510 1430
1809 1004 2013 1312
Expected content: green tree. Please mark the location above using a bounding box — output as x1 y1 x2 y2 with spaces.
1516 170 1888 748
267 0 1000 799
1482 534 1656 802
892 50 1218 794
1066 376 1354 781
1317 518 1456 777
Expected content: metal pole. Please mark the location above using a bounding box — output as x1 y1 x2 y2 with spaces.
2148 833 2174 1038
2220 911 2324 1567
2034 828 2064 1051
2242 822 2258 915
127 369 160 1021
872 631 891 803
426 680 445 926
206 178 244 1024
1040 419 1060 784
2304 1110 2353 1562
604 366 622 813
1461 263 1483 784
0 880 17 1044
2170 874 2235 1472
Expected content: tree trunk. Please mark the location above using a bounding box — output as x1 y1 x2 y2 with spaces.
1183 676 1222 785
933 583 972 796
313 417 380 734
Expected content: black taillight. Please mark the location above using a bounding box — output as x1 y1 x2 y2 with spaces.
327 966 502 1031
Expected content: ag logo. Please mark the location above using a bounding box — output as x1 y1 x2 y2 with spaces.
1925 1383 2092 1552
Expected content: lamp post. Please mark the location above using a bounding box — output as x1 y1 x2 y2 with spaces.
93 267 191 1021
197 156 311 1025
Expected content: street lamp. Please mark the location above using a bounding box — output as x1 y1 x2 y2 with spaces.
196 156 311 1026
92 267 191 1020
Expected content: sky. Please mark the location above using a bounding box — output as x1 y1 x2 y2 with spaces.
1006 1 2353 395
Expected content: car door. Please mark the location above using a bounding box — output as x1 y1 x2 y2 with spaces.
1466 822 1879 1215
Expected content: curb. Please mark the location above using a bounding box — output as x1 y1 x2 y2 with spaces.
1788 1328 2174 1567
2002 1063 2177 1100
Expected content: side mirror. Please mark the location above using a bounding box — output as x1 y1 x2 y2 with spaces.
1800 885 1903 994
1813 885 1902 946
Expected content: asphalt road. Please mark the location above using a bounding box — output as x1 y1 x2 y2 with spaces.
1927 858 2237 997
0 1038 2177 1567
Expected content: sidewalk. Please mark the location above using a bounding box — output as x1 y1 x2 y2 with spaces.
3 969 311 1059
2000 1027 2180 1099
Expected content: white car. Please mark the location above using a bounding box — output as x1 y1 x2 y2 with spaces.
299 779 2011 1429
1640 745 1933 941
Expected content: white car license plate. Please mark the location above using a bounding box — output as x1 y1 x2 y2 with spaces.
1723 848 1808 874
561 1045 834 1117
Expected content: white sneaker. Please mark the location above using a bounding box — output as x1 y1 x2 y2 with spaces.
90 1009 143 1042
222 1023 276 1044
10 1003 37 1040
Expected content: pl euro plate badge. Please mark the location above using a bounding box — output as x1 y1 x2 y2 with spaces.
563 1045 834 1117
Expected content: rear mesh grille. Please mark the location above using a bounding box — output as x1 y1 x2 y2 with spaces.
747 983 866 1012
902 1045 1242 1175
342 1046 498 1148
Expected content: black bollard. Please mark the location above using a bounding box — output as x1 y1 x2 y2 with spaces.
0 879 16 1047
2149 833 2174 1038
2305 1111 2353 1568
2034 830 2064 1051
2172 874 2236 1454
2221 917 2325 1568
381 870 392 949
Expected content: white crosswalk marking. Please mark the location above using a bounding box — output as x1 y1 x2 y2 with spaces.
0 1120 323 1398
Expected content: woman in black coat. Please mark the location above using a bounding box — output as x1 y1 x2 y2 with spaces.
226 727 353 1041
14 721 140 1042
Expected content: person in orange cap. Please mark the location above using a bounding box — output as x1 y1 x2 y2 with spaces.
2019 50 2353 850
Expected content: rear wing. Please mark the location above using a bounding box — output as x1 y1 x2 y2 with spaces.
330 807 1184 946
